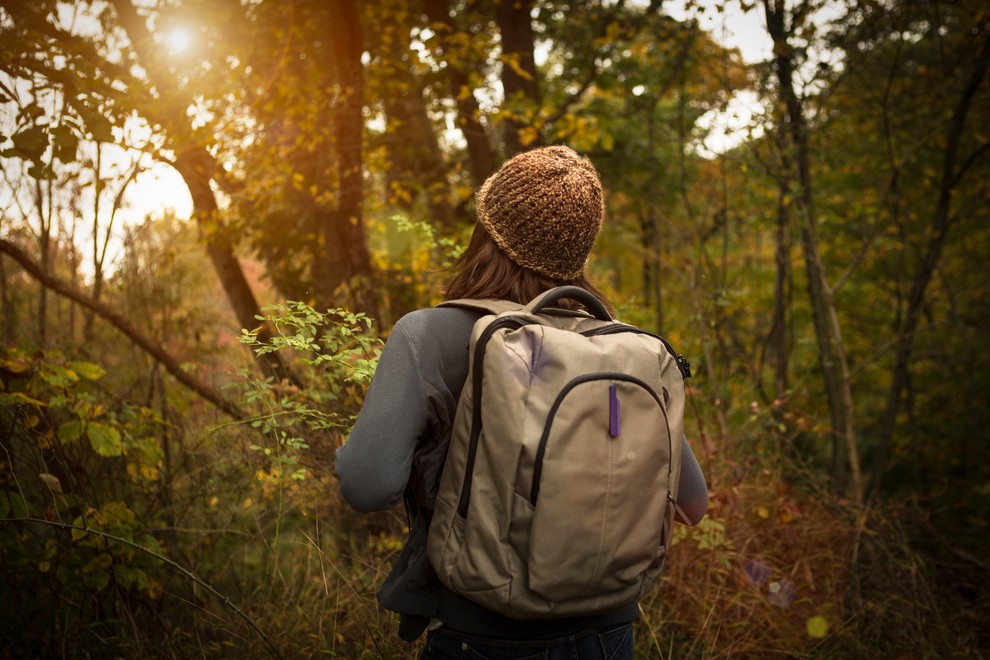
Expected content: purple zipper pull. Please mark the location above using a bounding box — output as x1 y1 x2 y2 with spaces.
609 384 620 437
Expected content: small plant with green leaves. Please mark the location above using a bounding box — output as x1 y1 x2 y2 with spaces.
238 301 382 483
0 347 191 651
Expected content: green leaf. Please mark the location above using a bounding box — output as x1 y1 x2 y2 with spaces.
88 422 123 457
57 420 84 444
0 490 28 518
0 392 46 407
68 361 106 380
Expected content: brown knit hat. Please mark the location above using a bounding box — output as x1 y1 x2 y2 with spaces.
476 145 605 280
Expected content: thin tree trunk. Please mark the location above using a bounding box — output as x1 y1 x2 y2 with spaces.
765 0 862 504
677 78 728 440
111 0 300 384
645 100 663 333
689 240 730 442
873 25 990 492
0 255 13 344
170 149 298 385
84 144 103 340
85 144 138 338
770 134 792 400
35 177 50 348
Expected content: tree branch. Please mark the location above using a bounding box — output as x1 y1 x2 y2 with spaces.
0 238 246 420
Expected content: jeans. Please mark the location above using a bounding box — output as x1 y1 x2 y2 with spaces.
420 622 634 660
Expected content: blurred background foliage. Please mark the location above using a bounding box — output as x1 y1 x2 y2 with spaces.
1 0 988 656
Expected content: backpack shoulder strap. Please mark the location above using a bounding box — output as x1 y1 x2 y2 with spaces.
437 298 525 317
438 286 609 320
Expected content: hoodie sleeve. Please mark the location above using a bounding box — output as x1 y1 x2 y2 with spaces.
674 435 708 525
334 318 429 513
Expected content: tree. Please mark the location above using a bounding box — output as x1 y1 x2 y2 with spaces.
763 0 863 503
825 0 990 492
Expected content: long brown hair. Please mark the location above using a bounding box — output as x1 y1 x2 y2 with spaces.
443 224 614 316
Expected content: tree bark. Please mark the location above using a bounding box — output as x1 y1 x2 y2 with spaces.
322 0 378 320
770 132 792 400
0 238 246 420
0 254 13 344
494 0 542 155
170 148 300 386
34 177 51 347
765 0 862 504
644 100 663 333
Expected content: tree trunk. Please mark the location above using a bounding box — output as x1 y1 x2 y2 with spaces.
321 0 378 320
84 144 103 340
494 0 542 155
35 177 51 348
169 149 298 385
644 100 663 333
765 0 862 504
0 254 13 344
770 134 792 400
424 0 497 185
111 0 300 384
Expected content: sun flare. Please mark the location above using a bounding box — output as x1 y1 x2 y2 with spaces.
165 28 191 54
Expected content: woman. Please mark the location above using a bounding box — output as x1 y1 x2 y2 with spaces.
335 145 708 659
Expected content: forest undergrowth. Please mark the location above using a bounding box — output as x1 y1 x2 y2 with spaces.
2 294 988 659
133 441 988 659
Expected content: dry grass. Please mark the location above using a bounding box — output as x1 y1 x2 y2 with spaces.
4 422 985 658
206 456 988 659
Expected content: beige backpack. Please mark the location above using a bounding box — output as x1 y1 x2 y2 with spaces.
428 286 690 619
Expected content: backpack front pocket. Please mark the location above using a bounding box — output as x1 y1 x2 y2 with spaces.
525 375 671 603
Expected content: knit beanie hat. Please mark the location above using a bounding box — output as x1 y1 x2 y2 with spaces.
475 145 605 280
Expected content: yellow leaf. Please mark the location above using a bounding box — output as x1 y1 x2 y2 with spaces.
518 126 539 147
68 361 106 380
1 358 31 374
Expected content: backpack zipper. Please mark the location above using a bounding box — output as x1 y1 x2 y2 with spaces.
456 315 530 519
582 324 692 380
529 372 669 506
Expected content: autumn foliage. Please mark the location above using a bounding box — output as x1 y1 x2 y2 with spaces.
1 0 989 657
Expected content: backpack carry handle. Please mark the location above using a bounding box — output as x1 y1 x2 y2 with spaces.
526 286 613 322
